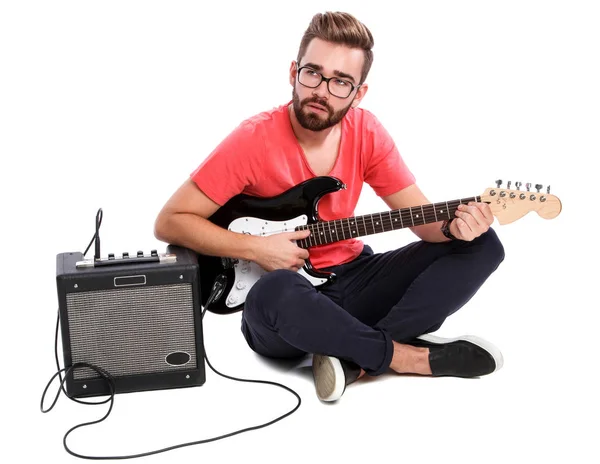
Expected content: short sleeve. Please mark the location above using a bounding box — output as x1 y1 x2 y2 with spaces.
363 114 415 197
190 122 264 206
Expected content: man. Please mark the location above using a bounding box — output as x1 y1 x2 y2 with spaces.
154 11 505 402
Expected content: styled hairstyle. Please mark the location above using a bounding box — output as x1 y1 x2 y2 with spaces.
296 12 374 84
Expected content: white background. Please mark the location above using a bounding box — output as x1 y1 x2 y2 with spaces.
1 1 599 463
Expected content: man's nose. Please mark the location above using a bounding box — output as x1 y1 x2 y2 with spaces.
312 79 330 99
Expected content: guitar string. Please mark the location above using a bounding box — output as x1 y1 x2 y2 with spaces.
243 197 482 245
299 197 481 246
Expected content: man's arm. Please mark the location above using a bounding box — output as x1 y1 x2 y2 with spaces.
154 178 261 261
154 179 310 271
382 184 494 242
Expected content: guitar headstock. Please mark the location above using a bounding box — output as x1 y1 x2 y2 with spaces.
481 180 562 225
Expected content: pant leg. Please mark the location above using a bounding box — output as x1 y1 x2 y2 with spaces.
241 269 393 376
339 228 505 341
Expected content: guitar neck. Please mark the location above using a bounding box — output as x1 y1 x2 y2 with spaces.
297 196 481 248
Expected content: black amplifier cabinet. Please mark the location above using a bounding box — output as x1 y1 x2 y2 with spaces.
55 245 205 398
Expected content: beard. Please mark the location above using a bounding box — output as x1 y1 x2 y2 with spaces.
292 88 354 131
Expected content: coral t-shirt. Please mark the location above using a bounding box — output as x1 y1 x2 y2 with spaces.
191 102 415 269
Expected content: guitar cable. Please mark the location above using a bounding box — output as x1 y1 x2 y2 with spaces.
40 208 302 460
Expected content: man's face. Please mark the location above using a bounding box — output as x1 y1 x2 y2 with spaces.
290 38 366 132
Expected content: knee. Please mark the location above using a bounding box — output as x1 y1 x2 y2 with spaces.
244 269 308 322
476 227 505 268
250 269 307 300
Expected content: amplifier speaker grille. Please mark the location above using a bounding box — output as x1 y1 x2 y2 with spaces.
66 283 197 380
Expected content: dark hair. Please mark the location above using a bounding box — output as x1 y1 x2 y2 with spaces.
296 12 374 84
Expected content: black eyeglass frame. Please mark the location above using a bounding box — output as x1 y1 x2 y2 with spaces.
295 62 361 99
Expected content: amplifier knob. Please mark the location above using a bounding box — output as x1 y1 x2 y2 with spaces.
108 253 115 259
137 250 144 257
123 252 129 258
151 249 158 257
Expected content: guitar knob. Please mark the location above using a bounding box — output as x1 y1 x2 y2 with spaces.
236 281 247 290
227 295 238 305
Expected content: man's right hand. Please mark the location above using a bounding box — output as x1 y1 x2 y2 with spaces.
252 229 311 272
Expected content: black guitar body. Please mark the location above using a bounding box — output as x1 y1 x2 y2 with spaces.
198 176 345 314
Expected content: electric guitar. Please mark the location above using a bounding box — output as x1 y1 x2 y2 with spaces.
198 177 561 314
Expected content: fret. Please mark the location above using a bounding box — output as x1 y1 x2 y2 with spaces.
319 222 327 245
424 204 434 224
433 203 438 222
305 226 313 247
340 219 346 240
409 207 415 226
445 201 451 219
317 221 323 245
378 212 385 232
328 221 334 244
420 205 425 225
388 210 394 230
370 214 376 234
312 223 319 246
401 208 408 226
399 209 404 228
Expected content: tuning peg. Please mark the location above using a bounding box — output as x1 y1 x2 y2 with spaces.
515 181 522 190
495 179 502 188
507 181 512 189
526 182 531 192
535 184 543 193
547 185 551 194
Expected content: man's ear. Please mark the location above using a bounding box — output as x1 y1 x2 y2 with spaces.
351 83 369 108
289 61 298 87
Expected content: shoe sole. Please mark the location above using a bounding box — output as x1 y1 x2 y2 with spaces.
417 334 504 372
312 354 345 402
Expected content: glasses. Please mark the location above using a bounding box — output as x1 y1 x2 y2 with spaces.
296 63 359 99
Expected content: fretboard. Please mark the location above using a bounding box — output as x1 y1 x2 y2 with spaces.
296 197 480 248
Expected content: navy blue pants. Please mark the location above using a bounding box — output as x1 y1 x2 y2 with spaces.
241 228 505 376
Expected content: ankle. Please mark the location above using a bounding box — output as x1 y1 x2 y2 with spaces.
389 341 432 375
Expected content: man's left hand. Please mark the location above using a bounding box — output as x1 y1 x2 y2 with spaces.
450 202 494 241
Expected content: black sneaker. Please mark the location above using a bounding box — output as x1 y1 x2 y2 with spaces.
409 334 503 378
312 354 362 402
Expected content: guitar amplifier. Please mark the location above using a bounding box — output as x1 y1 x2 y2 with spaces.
55 245 205 398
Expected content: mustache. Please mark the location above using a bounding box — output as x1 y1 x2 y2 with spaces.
301 97 332 114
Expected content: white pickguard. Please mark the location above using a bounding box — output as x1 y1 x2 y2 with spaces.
224 215 329 308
